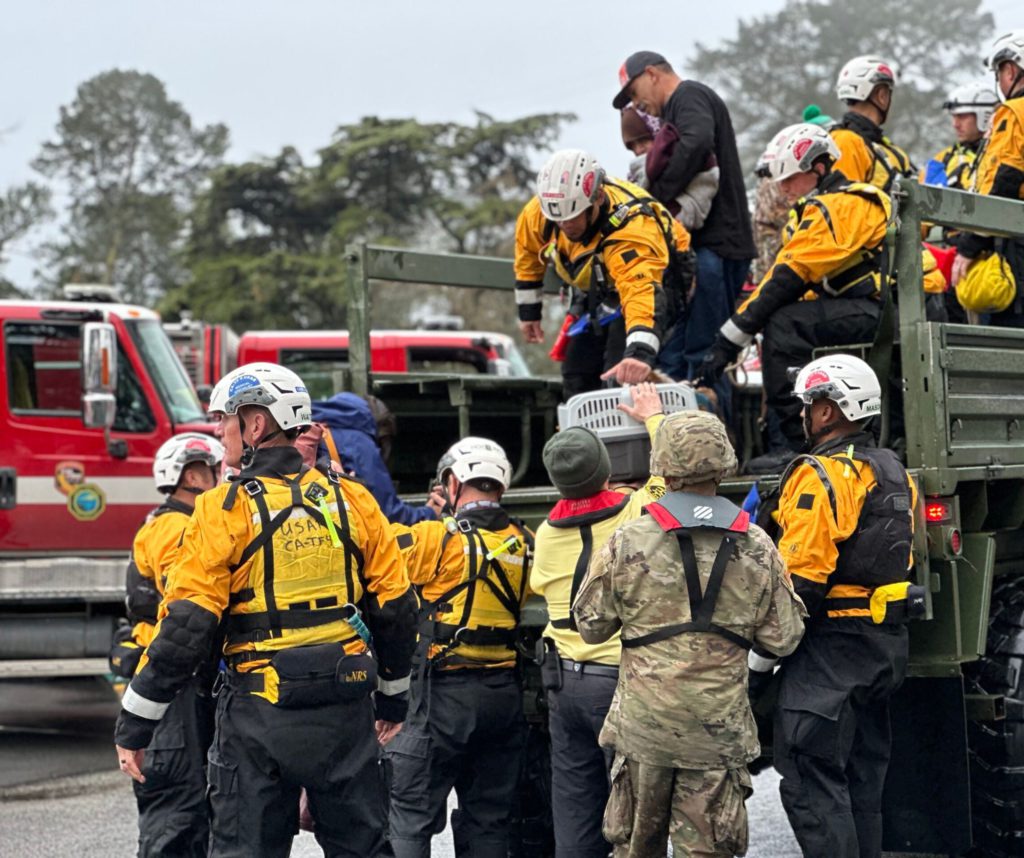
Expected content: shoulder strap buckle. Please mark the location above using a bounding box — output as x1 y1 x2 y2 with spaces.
243 479 264 498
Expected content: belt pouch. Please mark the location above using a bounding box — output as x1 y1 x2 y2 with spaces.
539 638 563 691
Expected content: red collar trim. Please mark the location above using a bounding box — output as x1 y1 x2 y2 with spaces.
548 491 631 525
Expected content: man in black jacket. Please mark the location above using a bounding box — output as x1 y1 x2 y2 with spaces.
613 50 756 384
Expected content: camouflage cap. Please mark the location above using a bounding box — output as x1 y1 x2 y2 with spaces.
650 410 737 483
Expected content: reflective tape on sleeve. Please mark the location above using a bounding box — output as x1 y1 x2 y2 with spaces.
377 675 411 696
121 685 171 721
721 318 753 348
625 330 660 352
747 650 779 673
515 288 544 305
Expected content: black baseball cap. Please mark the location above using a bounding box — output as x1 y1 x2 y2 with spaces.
612 50 668 109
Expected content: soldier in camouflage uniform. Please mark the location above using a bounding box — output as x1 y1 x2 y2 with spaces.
750 177 790 285
573 410 806 857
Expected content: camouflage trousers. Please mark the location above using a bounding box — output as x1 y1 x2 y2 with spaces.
602 754 752 857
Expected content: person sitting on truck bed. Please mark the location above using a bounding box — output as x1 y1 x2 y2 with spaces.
951 31 1024 326
108 432 224 858
696 123 891 474
530 382 666 858
309 392 443 525
752 354 919 858
514 148 693 398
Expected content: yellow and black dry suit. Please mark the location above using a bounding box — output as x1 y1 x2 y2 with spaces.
109 498 192 679
771 432 920 857
392 501 530 673
958 96 1024 322
514 178 692 364
831 112 915 193
115 446 417 749
720 172 891 348
774 432 919 621
921 139 983 191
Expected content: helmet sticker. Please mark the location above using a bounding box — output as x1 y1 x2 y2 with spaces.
582 171 596 198
792 138 813 163
805 369 831 388
228 374 261 397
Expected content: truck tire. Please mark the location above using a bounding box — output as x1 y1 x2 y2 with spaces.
965 575 1024 857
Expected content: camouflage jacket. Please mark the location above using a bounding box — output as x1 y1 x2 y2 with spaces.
751 178 790 284
573 496 806 769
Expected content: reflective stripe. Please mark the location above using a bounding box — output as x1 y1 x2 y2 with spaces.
377 675 411 696
747 650 778 673
625 330 660 352
515 288 543 305
121 685 170 721
720 318 752 348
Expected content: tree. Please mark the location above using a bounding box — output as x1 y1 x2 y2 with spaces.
165 112 573 332
690 0 994 175
33 70 228 304
0 182 51 295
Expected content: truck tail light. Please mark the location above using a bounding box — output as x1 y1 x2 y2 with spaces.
925 500 954 524
949 529 962 555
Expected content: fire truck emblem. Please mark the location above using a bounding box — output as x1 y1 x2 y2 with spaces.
54 461 107 522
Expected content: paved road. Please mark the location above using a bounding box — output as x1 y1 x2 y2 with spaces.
0 678 800 857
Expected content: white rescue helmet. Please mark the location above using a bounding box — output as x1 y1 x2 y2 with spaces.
769 123 841 182
836 55 897 103
209 363 312 431
153 433 225 493
437 436 513 491
536 149 606 222
985 31 1024 102
944 81 999 131
793 354 882 422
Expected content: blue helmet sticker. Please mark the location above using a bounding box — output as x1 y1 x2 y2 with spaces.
228 374 261 397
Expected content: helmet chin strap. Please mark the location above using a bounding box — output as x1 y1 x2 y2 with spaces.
868 89 891 124
802 409 844 447
238 411 283 469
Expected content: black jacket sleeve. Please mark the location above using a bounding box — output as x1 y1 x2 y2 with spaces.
649 88 716 205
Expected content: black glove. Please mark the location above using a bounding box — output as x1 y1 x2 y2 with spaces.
694 337 740 388
374 689 409 723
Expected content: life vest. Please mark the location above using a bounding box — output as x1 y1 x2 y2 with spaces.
221 467 368 658
417 515 529 668
925 143 980 190
777 445 914 591
783 181 892 299
620 492 753 652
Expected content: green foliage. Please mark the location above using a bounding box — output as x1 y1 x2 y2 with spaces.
33 69 228 303
0 182 51 267
690 0 994 174
167 111 573 331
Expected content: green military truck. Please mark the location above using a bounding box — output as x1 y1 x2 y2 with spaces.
335 179 1023 857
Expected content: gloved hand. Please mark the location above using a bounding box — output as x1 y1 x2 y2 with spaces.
694 337 740 388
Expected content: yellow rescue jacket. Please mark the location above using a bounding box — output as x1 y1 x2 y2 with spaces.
971 97 1024 199
392 503 530 669
831 114 914 193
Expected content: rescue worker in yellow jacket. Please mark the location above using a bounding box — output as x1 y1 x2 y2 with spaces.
696 123 890 471
831 56 914 192
952 31 1024 327
531 382 666 858
515 148 693 397
922 82 998 193
386 437 530 858
108 432 223 858
114 362 417 858
759 354 920 858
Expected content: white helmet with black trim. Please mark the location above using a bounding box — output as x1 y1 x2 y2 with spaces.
769 123 841 182
793 354 881 422
836 55 897 103
209 363 312 431
437 436 513 491
755 127 791 178
985 31 1024 102
535 149 606 222
153 433 224 493
944 81 999 131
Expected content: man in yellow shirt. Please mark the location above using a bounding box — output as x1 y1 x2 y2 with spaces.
531 383 665 858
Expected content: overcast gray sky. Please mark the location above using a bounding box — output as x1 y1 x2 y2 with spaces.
1 0 1018 290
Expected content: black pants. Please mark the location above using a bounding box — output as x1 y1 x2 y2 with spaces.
133 677 214 858
762 297 881 448
562 317 626 400
206 681 385 858
386 668 527 858
547 662 617 858
774 620 908 858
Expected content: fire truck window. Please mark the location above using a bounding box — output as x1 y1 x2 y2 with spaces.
5 322 82 413
113 346 156 433
281 350 349 400
407 347 487 374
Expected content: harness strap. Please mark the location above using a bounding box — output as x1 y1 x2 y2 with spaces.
621 533 751 650
550 523 593 631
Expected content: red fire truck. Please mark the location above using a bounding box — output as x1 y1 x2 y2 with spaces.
0 299 212 677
